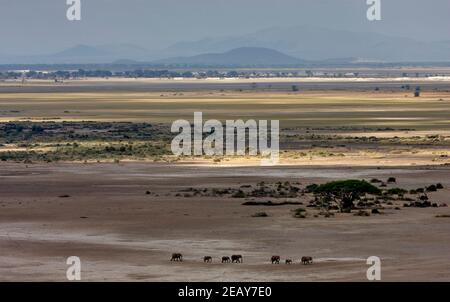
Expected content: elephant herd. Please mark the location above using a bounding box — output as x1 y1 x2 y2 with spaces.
271 255 312 265
171 253 313 265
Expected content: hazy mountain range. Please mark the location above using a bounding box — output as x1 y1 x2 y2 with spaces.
0 44 152 65
153 47 305 67
164 26 450 63
2 25 450 66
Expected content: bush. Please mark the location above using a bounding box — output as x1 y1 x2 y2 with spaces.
252 212 269 217
419 194 429 201
292 208 307 218
305 184 318 193
386 188 408 196
232 190 246 198
387 177 397 183
426 185 437 192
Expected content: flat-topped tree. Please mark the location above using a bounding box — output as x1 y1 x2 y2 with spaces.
313 180 381 212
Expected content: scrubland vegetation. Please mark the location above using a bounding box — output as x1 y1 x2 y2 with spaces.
0 122 172 162
0 121 449 163
172 178 447 220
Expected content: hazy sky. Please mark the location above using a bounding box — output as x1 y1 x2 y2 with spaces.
1 0 450 54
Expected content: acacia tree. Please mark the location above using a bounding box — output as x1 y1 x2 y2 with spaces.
313 180 381 212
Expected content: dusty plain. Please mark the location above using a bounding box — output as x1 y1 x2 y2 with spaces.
0 78 449 281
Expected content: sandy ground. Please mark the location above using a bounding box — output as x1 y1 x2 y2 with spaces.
2 77 450 94
0 162 449 281
0 79 449 281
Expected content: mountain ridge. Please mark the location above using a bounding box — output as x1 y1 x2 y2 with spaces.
2 25 450 65
153 47 305 66
163 25 450 62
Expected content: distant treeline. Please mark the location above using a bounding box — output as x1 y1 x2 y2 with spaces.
2 67 450 80
0 69 308 80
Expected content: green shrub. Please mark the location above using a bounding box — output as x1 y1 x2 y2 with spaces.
313 180 381 212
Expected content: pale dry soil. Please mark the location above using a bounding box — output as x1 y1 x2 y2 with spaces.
0 162 449 281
